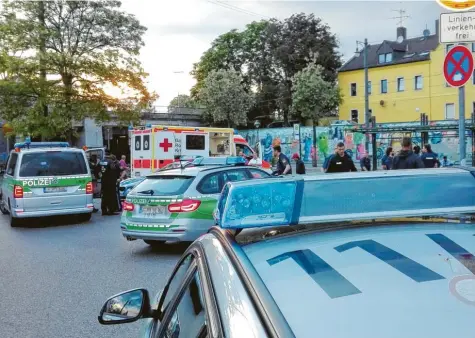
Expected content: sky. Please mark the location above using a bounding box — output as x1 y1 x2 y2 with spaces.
119 0 446 111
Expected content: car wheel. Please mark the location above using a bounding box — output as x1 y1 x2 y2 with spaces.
78 213 92 223
143 240 166 248
0 196 9 215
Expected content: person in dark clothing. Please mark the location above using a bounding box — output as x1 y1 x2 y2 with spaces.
413 145 421 156
292 153 306 174
272 145 292 175
89 155 99 213
420 144 439 168
326 142 358 173
101 153 122 215
392 137 425 170
381 147 393 170
359 151 371 171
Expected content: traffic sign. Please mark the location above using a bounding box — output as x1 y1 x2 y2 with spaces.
437 0 475 11
443 45 474 87
439 12 475 43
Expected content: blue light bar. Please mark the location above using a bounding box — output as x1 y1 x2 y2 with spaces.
216 177 303 229
225 156 246 165
14 142 70 149
216 169 475 230
191 156 246 166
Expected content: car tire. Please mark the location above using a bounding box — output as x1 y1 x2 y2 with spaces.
143 240 166 248
0 196 9 215
78 213 92 223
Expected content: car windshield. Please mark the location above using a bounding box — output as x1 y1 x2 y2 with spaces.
132 175 195 196
19 151 88 177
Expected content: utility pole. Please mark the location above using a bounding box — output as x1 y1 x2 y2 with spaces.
356 39 370 154
459 86 466 165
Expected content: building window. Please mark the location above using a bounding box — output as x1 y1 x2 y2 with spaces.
445 103 455 120
351 109 358 123
473 70 475 85
350 83 357 96
472 43 475 52
367 81 372 95
378 53 393 64
415 75 423 90
473 102 475 114
397 77 405 92
446 44 455 53
381 79 388 93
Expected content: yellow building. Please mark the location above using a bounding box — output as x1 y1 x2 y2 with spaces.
338 21 475 124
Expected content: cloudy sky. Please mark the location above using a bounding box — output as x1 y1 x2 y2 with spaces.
119 0 445 110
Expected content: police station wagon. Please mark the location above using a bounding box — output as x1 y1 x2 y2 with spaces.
100 168 475 337
121 157 271 246
0 142 94 227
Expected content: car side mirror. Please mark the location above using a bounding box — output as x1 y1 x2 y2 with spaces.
98 288 154 325
0 168 5 175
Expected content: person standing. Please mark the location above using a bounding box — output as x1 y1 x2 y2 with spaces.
292 153 306 174
272 145 292 175
440 155 452 167
420 144 439 168
359 151 371 171
381 147 393 170
326 142 357 173
101 152 121 215
391 137 425 170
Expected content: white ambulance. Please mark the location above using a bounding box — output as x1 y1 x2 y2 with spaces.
130 125 270 177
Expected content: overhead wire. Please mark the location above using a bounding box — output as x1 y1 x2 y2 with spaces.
206 0 271 19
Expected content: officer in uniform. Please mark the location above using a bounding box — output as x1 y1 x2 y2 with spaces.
101 151 121 215
326 142 358 173
272 145 292 175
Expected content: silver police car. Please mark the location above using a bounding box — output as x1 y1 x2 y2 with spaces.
99 168 475 337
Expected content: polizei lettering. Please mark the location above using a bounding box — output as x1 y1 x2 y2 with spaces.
21 178 57 187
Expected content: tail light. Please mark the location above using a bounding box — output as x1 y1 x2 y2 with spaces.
168 199 201 213
86 182 93 194
123 201 135 212
14 185 23 198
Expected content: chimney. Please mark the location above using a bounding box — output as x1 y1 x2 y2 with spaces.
397 26 407 41
435 19 439 37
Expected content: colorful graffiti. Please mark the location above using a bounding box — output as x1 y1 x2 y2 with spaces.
240 123 472 167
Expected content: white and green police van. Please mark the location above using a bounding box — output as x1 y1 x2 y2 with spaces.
0 142 94 227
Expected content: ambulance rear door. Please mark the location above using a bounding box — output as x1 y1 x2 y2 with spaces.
181 131 209 157
153 130 175 169
132 129 152 177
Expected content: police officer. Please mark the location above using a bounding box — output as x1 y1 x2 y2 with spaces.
392 137 425 170
101 152 121 215
326 142 357 173
272 145 292 175
420 144 439 168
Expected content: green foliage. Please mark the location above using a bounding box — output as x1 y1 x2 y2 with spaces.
167 94 201 115
199 69 253 128
190 13 341 124
290 64 342 123
0 0 157 139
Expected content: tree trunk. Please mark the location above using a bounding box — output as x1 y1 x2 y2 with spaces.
38 1 48 140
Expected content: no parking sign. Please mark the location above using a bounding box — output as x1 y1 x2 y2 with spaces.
443 45 474 87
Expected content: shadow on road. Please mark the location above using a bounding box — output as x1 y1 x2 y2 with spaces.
5 214 93 228
133 242 190 257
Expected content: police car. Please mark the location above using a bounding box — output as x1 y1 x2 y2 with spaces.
0 142 93 227
120 156 271 246
99 168 475 337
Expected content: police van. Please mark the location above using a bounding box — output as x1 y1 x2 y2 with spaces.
0 142 94 227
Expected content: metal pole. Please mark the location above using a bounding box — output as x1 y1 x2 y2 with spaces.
312 121 317 167
298 124 302 159
364 38 370 154
371 117 377 170
459 86 466 165
471 112 475 167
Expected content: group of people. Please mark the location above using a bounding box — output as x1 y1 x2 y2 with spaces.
90 152 129 215
321 137 445 173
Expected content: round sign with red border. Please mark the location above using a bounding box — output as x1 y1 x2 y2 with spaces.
443 45 474 87
437 0 475 11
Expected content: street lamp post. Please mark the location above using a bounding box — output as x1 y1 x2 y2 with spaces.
254 120 261 158
355 38 370 154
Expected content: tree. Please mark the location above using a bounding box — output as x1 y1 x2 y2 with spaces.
190 14 341 125
167 94 200 115
0 0 156 139
199 69 253 128
291 63 342 166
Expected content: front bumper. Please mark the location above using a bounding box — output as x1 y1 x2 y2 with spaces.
12 206 94 218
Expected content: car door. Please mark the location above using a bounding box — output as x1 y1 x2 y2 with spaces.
2 153 18 210
153 248 221 337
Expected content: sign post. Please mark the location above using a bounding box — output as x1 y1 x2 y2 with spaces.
443 45 474 165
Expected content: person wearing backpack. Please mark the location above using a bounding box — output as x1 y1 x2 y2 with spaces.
391 137 425 170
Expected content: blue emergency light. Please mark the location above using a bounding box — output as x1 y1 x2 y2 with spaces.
215 169 475 230
191 156 246 166
14 141 70 149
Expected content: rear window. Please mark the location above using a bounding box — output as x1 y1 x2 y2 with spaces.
19 151 88 177
133 176 195 196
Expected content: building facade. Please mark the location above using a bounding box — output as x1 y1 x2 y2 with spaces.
338 20 475 124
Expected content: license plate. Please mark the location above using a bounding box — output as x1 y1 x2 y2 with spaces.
141 205 167 217
44 187 67 193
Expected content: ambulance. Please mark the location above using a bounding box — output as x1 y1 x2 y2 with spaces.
130 125 269 177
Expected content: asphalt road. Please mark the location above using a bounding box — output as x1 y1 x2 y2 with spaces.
0 209 185 338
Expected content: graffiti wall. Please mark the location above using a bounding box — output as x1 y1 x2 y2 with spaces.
239 123 472 167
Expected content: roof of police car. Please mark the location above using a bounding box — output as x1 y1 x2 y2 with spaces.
14 147 83 153
148 164 251 177
209 167 475 337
